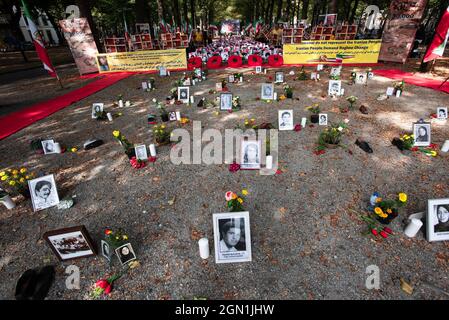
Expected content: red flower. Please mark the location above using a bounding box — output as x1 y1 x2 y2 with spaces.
294 124 302 132
130 157 147 169
429 143 437 149
104 284 112 295
380 231 388 238
410 147 419 152
371 229 378 236
188 57 202 70
275 169 282 174
148 156 157 163
228 55 242 68
229 162 241 172
206 56 222 69
247 54 262 66
267 54 283 67
96 280 109 289
383 227 393 234
268 76 273 81
314 150 326 155
430 113 437 118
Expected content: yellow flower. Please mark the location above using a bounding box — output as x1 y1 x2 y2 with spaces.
25 176 30 179
71 147 78 152
374 207 383 216
375 197 382 203
161 125 166 129
381 213 388 218
13 175 18 179
19 178 25 183
0 171 5 176
398 193 407 203
237 198 243 204
386 208 392 214
20 168 27 174
113 130 120 138
231 193 238 200
430 151 437 157
123 235 128 240
242 189 248 196
1 176 8 181
12 170 18 175
250 119 255 122
9 180 16 186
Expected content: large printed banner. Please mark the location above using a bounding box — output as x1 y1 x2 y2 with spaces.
96 49 187 73
379 0 428 63
283 40 382 64
59 18 99 75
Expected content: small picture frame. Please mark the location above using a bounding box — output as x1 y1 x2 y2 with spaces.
328 80 341 96
41 139 58 155
367 72 374 79
183 78 192 86
43 225 96 261
213 211 252 264
215 82 223 92
177 86 190 103
413 122 431 147
159 66 167 76
427 198 449 242
101 240 112 261
278 110 294 131
134 144 148 160
319 113 328 125
386 87 395 96
437 107 448 119
261 83 274 100
115 243 137 266
28 174 60 212
317 64 324 71
141 82 148 90
92 103 104 119
311 72 317 80
330 67 341 77
255 66 262 74
220 93 233 111
356 72 367 85
240 139 261 170
275 72 284 83
228 75 235 83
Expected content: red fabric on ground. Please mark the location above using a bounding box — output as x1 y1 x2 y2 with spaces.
0 72 131 140
374 69 449 94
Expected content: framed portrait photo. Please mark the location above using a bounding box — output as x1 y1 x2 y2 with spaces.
328 80 341 96
278 110 294 131
101 240 112 261
319 113 328 125
240 139 261 170
169 111 177 121
261 83 274 100
177 86 190 103
92 103 104 119
43 225 96 261
330 67 341 77
215 82 223 92
356 72 367 85
317 64 324 71
41 139 57 155
255 66 262 74
141 82 148 90
134 144 148 160
213 212 252 264
413 122 431 147
159 66 167 77
115 243 137 266
386 87 395 96
220 93 233 111
437 107 447 119
427 198 449 242
368 72 374 79
275 72 284 83
28 174 60 212
228 75 235 83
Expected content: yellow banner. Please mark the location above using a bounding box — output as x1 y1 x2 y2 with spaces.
96 49 187 73
283 40 382 64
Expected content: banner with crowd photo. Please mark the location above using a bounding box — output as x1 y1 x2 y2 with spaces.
283 40 382 64
379 0 428 63
96 49 187 73
59 18 99 75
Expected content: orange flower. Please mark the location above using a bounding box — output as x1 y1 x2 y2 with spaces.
105 229 112 235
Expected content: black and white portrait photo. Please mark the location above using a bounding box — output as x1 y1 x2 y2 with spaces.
91 103 104 119
228 75 235 83
413 122 431 147
261 83 274 100
427 199 449 242
240 140 261 170
278 110 294 131
177 86 190 103
437 107 447 119
142 82 148 90
220 93 233 111
275 72 284 83
169 111 177 121
101 240 112 261
134 144 148 160
28 174 60 212
328 80 341 96
368 72 374 79
255 66 262 74
356 72 367 85
43 226 96 261
213 212 252 263
41 139 57 155
159 66 167 76
330 67 341 77
319 113 328 125
115 243 137 266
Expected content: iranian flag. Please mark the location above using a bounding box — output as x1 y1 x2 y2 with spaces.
423 6 449 63
21 0 57 77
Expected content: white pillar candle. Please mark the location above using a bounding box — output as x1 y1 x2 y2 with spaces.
167 70 171 76
340 88 345 96
240 76 243 82
266 155 273 169
404 218 423 238
53 142 62 153
441 140 449 152
192 79 196 85
274 92 277 100
190 96 194 104
301 117 307 127
264 68 267 74
198 238 209 259
125 101 131 107
107 112 113 121
316 74 320 80
149 144 157 157
396 90 401 97
176 111 181 120
1 195 15 210
118 100 124 108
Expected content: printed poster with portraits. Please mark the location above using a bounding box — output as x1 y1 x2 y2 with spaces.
59 18 99 75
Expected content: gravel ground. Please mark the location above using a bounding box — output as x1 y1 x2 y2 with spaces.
0 65 448 300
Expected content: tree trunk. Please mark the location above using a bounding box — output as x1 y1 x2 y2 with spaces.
302 0 309 19
76 0 101 50
275 0 282 23
329 0 337 14
269 0 275 25
173 0 181 28
183 0 189 27
349 0 359 23
135 0 149 23
190 0 196 28
156 0 164 23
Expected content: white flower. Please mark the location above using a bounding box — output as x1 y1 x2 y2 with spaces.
152 98 157 103
344 119 350 124
338 127 343 131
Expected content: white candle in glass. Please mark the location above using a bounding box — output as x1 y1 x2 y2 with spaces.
190 96 194 104
1 195 15 210
198 238 209 259
240 76 243 82
301 117 307 127
441 140 449 152
125 101 131 107
274 92 277 100
118 100 124 108
107 112 113 121
266 155 273 169
149 144 157 157
404 218 423 238
176 111 181 120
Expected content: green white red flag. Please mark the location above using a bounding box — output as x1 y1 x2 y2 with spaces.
21 0 57 77
423 6 449 63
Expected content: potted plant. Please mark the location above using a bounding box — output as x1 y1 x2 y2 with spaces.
346 95 358 110
317 122 348 149
306 104 321 123
153 99 169 122
283 84 293 99
297 66 307 80
152 124 171 145
394 80 404 94
371 192 408 224
112 130 135 159
232 96 242 111
0 168 34 198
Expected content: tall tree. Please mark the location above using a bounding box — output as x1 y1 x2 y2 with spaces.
329 0 337 14
302 0 309 19
183 0 189 27
173 0 181 27
156 0 164 23
275 0 282 23
190 0 196 28
76 0 100 49
349 0 359 23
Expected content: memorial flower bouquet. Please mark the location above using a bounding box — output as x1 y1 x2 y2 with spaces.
306 103 321 123
104 229 129 248
225 189 248 212
394 80 405 93
393 134 438 157
346 95 358 109
152 124 171 145
146 78 156 91
112 130 134 158
359 213 394 239
232 96 241 111
317 122 348 150
283 85 293 98
296 66 307 80
153 98 169 122
370 192 408 224
0 168 34 197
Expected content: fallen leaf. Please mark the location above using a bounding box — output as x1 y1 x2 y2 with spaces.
400 278 413 295
168 197 176 205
